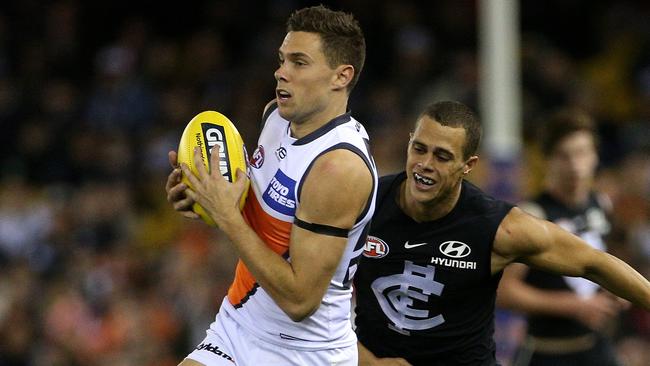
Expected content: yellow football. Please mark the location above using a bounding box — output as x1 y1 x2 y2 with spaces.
177 110 249 226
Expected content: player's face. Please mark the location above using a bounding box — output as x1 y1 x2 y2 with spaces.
547 131 598 192
274 31 337 124
405 116 475 206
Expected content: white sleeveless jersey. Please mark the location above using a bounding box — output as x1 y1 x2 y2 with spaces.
221 103 378 350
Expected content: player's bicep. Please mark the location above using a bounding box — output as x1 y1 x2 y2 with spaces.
298 149 373 228
289 224 348 290
260 99 278 129
496 208 597 277
289 149 373 289
526 227 601 277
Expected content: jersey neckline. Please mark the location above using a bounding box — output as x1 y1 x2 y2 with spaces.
291 111 352 146
390 172 468 226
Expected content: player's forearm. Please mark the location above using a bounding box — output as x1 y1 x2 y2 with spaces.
585 252 650 310
220 215 321 320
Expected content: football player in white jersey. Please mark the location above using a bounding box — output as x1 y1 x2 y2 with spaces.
166 5 376 366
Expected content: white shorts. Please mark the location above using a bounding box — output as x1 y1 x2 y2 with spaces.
184 309 357 366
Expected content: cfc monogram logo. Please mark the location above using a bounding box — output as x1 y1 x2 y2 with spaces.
371 261 445 335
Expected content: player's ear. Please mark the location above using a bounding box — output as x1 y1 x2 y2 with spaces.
332 64 354 91
463 155 479 175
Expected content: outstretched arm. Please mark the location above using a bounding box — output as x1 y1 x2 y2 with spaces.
493 207 650 310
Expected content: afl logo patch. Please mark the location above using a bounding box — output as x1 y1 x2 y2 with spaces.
363 236 389 259
439 241 471 258
250 145 265 169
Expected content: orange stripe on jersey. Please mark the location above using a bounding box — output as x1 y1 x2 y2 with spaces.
242 190 293 250
227 190 292 306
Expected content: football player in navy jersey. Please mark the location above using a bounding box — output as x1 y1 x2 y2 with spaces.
497 109 627 366
354 101 650 366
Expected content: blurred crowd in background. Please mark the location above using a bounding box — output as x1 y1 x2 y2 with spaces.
0 1 648 365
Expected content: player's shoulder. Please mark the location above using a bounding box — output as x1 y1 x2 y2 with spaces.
309 148 372 183
461 180 514 215
516 200 547 220
379 172 403 187
260 99 279 129
377 172 404 201
298 147 374 221
493 205 545 259
262 99 278 119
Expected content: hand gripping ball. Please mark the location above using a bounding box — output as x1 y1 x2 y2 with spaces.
177 110 249 226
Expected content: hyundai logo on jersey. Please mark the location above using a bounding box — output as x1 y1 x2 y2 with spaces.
439 241 471 258
263 169 296 216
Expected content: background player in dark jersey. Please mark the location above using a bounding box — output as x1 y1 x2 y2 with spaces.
497 109 627 366
354 101 650 366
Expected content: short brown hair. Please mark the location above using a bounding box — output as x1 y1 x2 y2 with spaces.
418 101 482 159
287 5 365 92
540 108 599 154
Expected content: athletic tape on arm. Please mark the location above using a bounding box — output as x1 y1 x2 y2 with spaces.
293 217 349 238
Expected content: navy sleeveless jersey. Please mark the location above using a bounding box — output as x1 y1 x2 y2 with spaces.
354 172 513 365
523 191 611 338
